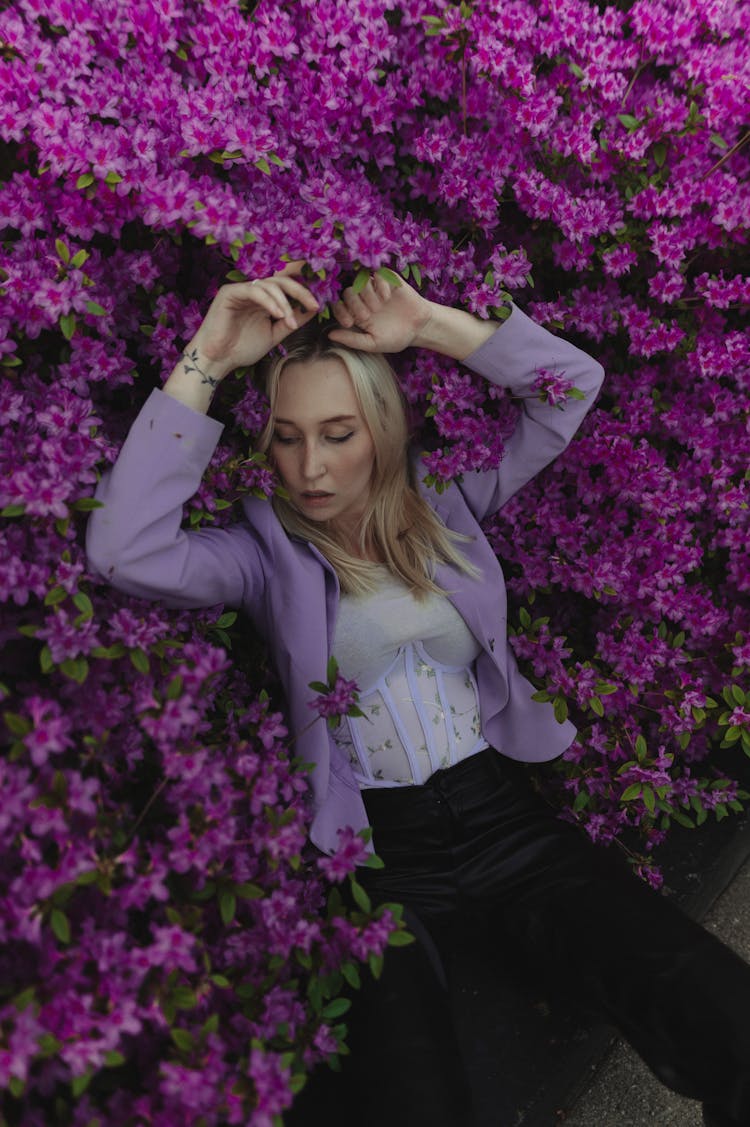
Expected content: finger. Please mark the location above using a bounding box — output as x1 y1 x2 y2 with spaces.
239 280 292 326
340 289 374 325
330 299 355 328
273 274 320 312
253 275 319 328
358 278 385 313
370 273 391 300
270 307 318 345
278 259 306 277
327 327 377 351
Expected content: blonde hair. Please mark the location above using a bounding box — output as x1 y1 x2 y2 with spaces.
256 324 479 598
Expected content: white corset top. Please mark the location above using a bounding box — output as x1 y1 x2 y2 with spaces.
331 568 489 787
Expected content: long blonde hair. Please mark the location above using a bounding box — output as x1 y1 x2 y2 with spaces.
257 324 478 597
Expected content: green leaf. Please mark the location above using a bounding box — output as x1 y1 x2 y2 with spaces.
635 734 647 761
375 266 402 288
618 114 639 131
731 684 745 705
653 143 667 168
219 890 237 925
589 696 604 717
411 263 422 288
165 675 183 701
553 696 568 724
105 170 123 185
104 1050 126 1067
72 592 93 618
55 239 70 263
351 268 370 295
51 908 70 944
572 789 589 813
172 986 198 1010
4 711 31 737
13 986 36 1012
621 784 642 802
44 585 67 606
171 1027 194 1052
235 882 264 899
70 249 89 268
387 928 415 946
368 953 384 979
129 648 150 674
710 132 728 149
85 300 107 317
326 655 339 683
71 1071 92 1097
321 997 351 1020
216 611 237 629
60 312 76 340
672 809 695 829
210 974 231 987
518 606 531 628
40 645 54 674
255 157 271 175
226 269 247 282
342 962 361 989
642 786 655 814
349 879 372 914
76 172 95 189
60 657 89 684
569 61 584 78
90 643 126 660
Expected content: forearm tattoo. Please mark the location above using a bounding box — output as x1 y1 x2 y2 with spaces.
182 348 220 391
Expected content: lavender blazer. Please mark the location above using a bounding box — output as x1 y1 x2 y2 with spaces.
87 306 604 855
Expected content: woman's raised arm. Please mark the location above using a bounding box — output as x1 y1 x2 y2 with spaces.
163 263 320 414
86 265 318 609
329 273 498 359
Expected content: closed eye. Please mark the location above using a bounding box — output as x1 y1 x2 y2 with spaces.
327 432 354 443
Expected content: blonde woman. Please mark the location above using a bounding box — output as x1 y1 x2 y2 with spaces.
87 266 750 1127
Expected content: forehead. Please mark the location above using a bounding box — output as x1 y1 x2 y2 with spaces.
275 357 361 424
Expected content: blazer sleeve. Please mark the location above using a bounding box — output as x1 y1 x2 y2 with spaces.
456 304 604 523
86 389 264 610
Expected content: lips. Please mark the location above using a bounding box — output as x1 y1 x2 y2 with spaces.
301 491 334 506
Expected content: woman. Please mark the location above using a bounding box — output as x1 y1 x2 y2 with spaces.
87 266 750 1127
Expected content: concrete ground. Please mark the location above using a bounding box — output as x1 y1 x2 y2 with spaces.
562 854 750 1126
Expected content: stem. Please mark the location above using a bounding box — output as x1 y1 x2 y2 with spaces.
702 129 750 180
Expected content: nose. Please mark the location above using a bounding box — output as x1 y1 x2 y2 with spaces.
301 441 326 481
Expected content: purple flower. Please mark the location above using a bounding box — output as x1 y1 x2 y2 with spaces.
308 672 361 722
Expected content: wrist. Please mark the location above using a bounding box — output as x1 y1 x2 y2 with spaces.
183 340 232 384
412 303 499 361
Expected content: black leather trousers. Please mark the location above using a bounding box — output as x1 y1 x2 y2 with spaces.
290 749 750 1126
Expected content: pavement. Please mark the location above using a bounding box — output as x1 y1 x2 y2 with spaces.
561 853 750 1126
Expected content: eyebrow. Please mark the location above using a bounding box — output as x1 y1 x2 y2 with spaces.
274 415 358 425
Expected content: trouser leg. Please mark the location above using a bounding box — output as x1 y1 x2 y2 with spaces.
287 901 475 1127
505 858 750 1122
466 759 750 1124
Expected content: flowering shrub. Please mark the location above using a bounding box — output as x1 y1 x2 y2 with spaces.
1 0 748 1119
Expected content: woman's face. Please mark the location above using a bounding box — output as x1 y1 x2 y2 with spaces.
271 357 376 536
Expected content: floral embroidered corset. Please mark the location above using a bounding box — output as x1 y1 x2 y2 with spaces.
331 567 489 787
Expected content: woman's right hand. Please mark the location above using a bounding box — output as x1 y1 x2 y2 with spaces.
186 262 320 381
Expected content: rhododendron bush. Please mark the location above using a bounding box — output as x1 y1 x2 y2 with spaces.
1 0 749 1120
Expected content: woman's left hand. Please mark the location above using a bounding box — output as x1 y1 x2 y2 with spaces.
328 274 434 353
